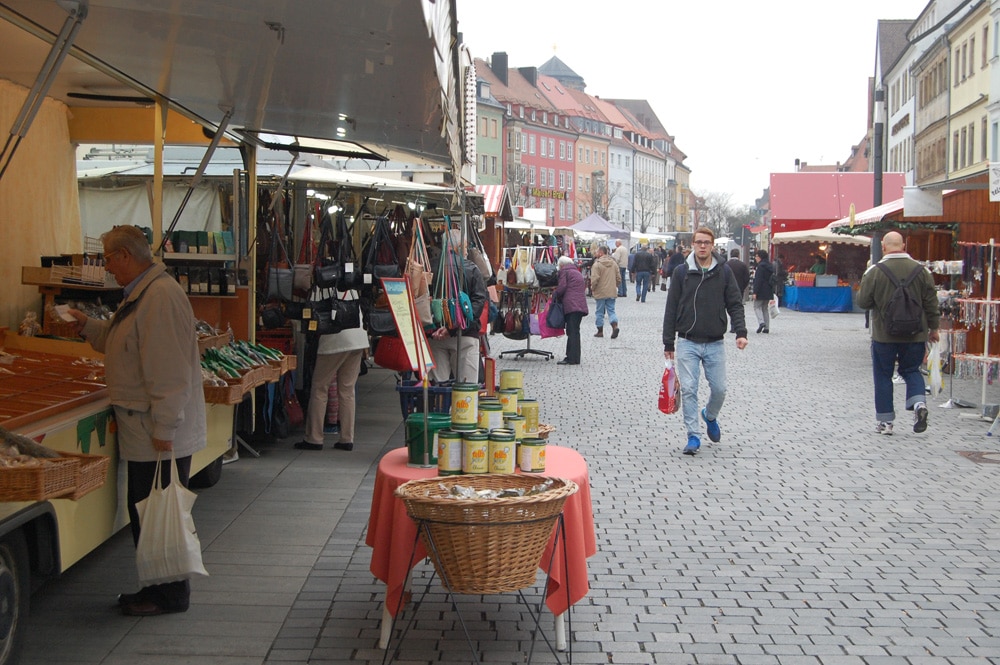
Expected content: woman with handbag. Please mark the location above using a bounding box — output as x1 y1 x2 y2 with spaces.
295 303 370 452
554 255 588 366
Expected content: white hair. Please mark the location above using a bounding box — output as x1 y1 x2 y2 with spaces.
557 255 574 268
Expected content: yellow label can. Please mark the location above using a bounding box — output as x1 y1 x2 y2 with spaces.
498 389 519 415
437 429 464 475
503 414 526 442
488 429 516 474
518 398 539 433
499 369 523 399
519 437 547 473
461 430 489 474
450 383 479 429
477 402 505 431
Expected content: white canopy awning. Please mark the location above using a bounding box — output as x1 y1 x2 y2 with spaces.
286 166 451 193
772 223 870 246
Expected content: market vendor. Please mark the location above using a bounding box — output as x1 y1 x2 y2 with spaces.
67 225 205 618
808 255 827 275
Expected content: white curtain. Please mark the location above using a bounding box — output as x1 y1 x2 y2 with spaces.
78 182 223 240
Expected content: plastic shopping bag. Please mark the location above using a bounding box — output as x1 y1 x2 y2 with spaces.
135 453 209 585
768 299 780 319
658 360 680 414
928 341 944 396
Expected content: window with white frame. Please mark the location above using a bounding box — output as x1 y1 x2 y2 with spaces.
540 168 547 187
529 134 536 155
540 138 546 157
549 138 554 156
491 156 498 176
549 168 555 186
559 171 565 189
529 166 536 186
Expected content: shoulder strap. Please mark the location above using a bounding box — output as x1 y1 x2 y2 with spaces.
903 264 924 286
876 262 903 286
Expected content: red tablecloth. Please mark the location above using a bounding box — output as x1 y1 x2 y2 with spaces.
366 445 596 616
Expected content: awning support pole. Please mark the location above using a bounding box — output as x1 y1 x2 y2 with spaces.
0 0 88 182
157 108 233 255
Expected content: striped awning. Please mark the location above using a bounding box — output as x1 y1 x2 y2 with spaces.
474 184 514 221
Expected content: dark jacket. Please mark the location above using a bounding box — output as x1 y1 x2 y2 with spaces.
857 253 940 343
554 264 588 316
726 258 750 294
666 251 686 276
751 259 774 301
662 253 748 352
633 250 658 274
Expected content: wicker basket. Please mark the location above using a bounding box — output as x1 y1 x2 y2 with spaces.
395 475 577 595
59 452 111 500
0 457 80 501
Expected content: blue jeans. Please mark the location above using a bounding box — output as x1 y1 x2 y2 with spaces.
636 271 651 301
594 298 618 328
871 341 926 422
676 338 727 439
618 267 627 296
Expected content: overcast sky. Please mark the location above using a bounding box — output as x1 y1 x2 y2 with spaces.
456 0 924 210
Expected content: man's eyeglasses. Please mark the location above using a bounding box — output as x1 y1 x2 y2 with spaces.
692 240 713 246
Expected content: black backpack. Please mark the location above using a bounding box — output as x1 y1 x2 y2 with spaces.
876 263 926 337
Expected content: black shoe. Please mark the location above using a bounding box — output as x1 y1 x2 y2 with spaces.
636 295 640 301
756 324 765 334
761 328 769 334
294 441 323 451
333 442 354 451
557 359 579 365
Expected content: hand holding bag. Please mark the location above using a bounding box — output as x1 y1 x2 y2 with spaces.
135 453 210 585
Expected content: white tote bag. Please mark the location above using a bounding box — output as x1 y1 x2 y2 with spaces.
135 453 210 585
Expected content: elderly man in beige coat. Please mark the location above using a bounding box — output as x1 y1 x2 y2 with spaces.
70 225 206 617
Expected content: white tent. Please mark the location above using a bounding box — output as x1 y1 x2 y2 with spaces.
771 223 870 246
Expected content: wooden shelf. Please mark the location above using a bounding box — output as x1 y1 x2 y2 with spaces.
163 252 236 262
21 266 120 292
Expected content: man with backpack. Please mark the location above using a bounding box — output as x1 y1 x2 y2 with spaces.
857 231 940 436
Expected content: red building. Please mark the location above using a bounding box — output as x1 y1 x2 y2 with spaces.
769 172 907 235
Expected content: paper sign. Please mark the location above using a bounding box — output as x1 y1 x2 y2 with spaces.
379 277 434 375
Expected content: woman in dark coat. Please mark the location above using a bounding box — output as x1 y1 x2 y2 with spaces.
751 249 775 334
553 255 589 365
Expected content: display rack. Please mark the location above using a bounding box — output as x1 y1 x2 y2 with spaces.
956 239 1000 421
498 287 554 361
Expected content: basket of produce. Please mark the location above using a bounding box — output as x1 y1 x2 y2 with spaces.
0 428 79 501
59 452 111 500
394 475 577 594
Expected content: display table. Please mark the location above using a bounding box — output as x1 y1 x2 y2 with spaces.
366 445 596 649
783 285 853 312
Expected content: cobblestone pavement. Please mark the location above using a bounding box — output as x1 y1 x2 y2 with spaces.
21 288 1000 665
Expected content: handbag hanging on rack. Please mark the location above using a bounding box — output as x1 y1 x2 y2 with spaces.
313 210 341 289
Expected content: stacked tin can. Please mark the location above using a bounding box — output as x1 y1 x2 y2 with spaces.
434 370 546 476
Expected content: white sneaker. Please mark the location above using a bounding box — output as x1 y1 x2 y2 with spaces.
875 421 894 435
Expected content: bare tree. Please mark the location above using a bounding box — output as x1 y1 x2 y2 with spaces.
696 191 734 237
505 162 527 207
634 171 665 233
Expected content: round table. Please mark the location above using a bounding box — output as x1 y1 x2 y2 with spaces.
366 444 596 649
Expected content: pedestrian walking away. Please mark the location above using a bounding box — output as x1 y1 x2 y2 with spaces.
726 248 750 301
663 227 748 455
750 249 774 334
554 255 588 365
611 239 629 297
857 230 940 435
633 246 658 302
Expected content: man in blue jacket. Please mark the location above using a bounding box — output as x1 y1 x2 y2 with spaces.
663 227 748 455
